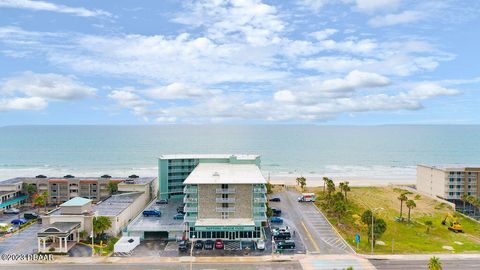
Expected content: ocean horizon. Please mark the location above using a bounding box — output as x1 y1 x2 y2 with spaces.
1 125 479 184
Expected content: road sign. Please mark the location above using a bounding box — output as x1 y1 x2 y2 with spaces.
355 233 360 243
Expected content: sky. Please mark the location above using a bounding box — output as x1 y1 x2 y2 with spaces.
0 0 479 125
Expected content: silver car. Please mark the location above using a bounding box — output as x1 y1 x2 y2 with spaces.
4 208 20 214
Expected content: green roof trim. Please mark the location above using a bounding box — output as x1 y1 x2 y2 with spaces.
0 195 27 208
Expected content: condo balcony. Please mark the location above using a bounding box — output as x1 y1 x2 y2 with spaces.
253 187 267 193
184 186 198 194
215 198 236 203
183 197 198 203
216 207 236 212
184 214 197 222
215 188 236 194
253 206 267 212
184 206 198 212
253 197 267 203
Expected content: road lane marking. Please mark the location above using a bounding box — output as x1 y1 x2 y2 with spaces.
301 221 320 253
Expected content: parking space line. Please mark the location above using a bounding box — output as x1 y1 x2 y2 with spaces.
300 221 320 253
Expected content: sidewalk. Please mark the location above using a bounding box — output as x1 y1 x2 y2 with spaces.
362 253 480 260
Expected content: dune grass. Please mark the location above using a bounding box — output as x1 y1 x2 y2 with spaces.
312 186 480 254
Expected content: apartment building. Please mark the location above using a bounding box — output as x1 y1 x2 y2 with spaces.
158 154 261 200
0 176 157 204
183 162 267 241
0 181 26 213
417 165 480 201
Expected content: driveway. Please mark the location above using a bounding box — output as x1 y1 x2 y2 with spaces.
68 244 92 257
0 222 41 254
272 189 353 254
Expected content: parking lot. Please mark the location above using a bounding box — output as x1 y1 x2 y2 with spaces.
0 207 42 255
271 189 353 254
127 198 184 240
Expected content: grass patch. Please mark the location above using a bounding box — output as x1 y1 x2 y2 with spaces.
312 186 480 254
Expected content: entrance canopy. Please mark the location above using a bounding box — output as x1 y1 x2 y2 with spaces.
195 218 255 231
38 222 81 237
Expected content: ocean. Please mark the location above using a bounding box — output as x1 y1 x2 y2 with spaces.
1 125 479 184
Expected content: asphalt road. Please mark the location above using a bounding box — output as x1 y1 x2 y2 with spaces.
0 262 303 270
370 259 480 270
274 190 353 254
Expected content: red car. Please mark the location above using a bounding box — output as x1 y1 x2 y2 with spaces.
214 239 224 249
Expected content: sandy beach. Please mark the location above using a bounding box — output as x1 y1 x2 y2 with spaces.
268 173 415 187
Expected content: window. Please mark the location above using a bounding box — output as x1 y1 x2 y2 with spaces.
450 178 455 182
222 194 228 199
221 212 229 219
221 184 228 189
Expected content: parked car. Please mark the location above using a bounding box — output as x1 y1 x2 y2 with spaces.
4 208 20 214
272 208 282 216
270 217 283 223
276 240 295 250
23 212 40 220
214 239 224 249
173 213 184 220
177 206 185 214
204 240 214 250
194 240 204 249
256 239 265 250
156 199 168 205
11 218 27 226
142 210 161 217
269 197 281 202
0 223 14 234
273 231 291 240
178 240 189 252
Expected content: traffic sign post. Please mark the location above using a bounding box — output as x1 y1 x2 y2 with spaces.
355 233 360 251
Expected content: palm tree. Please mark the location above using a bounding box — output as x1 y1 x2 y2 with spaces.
398 193 408 219
339 181 351 202
428 256 442 270
322 177 329 193
467 195 477 216
33 192 48 214
326 179 336 198
406 199 416 222
460 194 469 213
425 220 433 233
296 176 306 191
93 216 112 238
107 181 119 194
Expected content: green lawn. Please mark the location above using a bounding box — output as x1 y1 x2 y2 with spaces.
313 186 480 254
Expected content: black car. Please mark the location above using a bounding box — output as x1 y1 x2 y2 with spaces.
276 240 295 250
204 240 214 250
156 199 168 205
177 206 185 214
272 208 282 216
273 231 291 240
269 197 281 202
178 240 189 252
23 212 40 220
194 240 204 249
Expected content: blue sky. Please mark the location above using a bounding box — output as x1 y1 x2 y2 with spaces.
0 0 479 125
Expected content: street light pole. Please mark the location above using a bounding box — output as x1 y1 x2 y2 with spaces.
190 235 195 270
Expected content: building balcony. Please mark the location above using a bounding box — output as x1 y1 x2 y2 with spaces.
184 206 198 213
215 188 236 194
253 197 266 203
253 213 267 221
184 186 198 194
216 207 236 212
184 214 197 222
215 198 236 203
183 197 198 203
253 206 267 212
253 187 267 193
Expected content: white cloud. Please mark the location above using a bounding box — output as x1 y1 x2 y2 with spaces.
299 0 330 13
369 10 423 27
0 0 110 17
310 28 338 40
273 90 297 103
174 0 284 46
147 82 219 100
354 0 401 13
108 89 153 116
407 82 460 99
1 72 95 100
0 96 47 111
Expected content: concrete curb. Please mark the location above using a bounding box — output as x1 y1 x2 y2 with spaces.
361 253 480 260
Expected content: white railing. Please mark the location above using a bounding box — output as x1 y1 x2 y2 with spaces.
184 215 197 222
183 197 198 203
254 197 266 203
215 188 236 194
184 206 198 212
215 198 236 203
216 207 236 212
254 206 266 212
184 186 198 193
253 187 266 193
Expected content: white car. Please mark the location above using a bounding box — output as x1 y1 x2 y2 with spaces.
4 208 20 214
256 239 265 250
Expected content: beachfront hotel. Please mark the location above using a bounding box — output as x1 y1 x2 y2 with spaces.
158 154 261 200
417 165 480 202
183 162 267 241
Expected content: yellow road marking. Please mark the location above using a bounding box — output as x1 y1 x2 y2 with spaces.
301 221 320 252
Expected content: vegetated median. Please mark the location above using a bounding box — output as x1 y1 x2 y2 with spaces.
310 184 480 254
